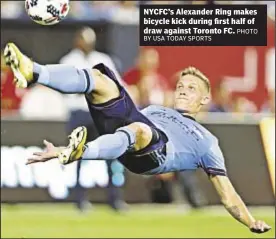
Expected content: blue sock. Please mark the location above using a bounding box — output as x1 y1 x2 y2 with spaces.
33 63 94 94
82 128 136 160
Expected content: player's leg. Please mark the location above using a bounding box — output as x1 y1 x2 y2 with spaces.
58 122 153 165
27 122 166 174
3 43 120 104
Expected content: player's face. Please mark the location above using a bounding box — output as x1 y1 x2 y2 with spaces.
174 74 210 114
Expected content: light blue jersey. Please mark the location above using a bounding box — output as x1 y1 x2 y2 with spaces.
141 105 227 176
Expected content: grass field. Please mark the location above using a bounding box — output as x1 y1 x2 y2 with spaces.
1 204 275 238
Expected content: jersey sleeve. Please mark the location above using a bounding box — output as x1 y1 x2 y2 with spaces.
200 139 227 176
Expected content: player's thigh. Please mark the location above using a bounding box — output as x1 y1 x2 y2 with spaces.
125 122 153 151
86 69 120 104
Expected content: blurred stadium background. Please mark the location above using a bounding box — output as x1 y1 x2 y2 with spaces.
1 0 275 238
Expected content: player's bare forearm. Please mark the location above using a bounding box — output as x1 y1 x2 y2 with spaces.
223 191 255 227
210 175 271 233
210 175 254 227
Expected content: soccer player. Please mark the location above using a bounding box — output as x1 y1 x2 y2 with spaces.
4 43 271 234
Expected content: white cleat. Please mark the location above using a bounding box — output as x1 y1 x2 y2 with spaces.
58 126 87 165
4 43 34 88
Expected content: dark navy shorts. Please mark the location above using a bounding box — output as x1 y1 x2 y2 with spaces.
84 63 168 174
118 127 168 174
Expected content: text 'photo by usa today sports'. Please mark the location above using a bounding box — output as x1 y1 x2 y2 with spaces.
140 4 267 46
1 0 275 238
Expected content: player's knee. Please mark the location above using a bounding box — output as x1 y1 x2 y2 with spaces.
120 122 153 151
86 69 120 104
89 69 116 93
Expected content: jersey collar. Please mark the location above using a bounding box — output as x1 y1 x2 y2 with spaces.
175 109 196 121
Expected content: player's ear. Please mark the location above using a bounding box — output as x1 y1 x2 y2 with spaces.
201 94 211 105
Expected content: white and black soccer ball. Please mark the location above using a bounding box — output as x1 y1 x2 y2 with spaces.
25 0 70 25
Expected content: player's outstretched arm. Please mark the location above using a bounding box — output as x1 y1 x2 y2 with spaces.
210 175 271 234
26 140 62 165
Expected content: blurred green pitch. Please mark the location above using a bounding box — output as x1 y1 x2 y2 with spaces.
1 204 275 238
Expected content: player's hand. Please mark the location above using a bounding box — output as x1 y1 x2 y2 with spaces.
249 220 271 234
26 140 59 165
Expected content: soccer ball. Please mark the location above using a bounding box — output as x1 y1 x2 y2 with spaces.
25 0 70 25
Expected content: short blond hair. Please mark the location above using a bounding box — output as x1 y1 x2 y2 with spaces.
180 66 211 93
